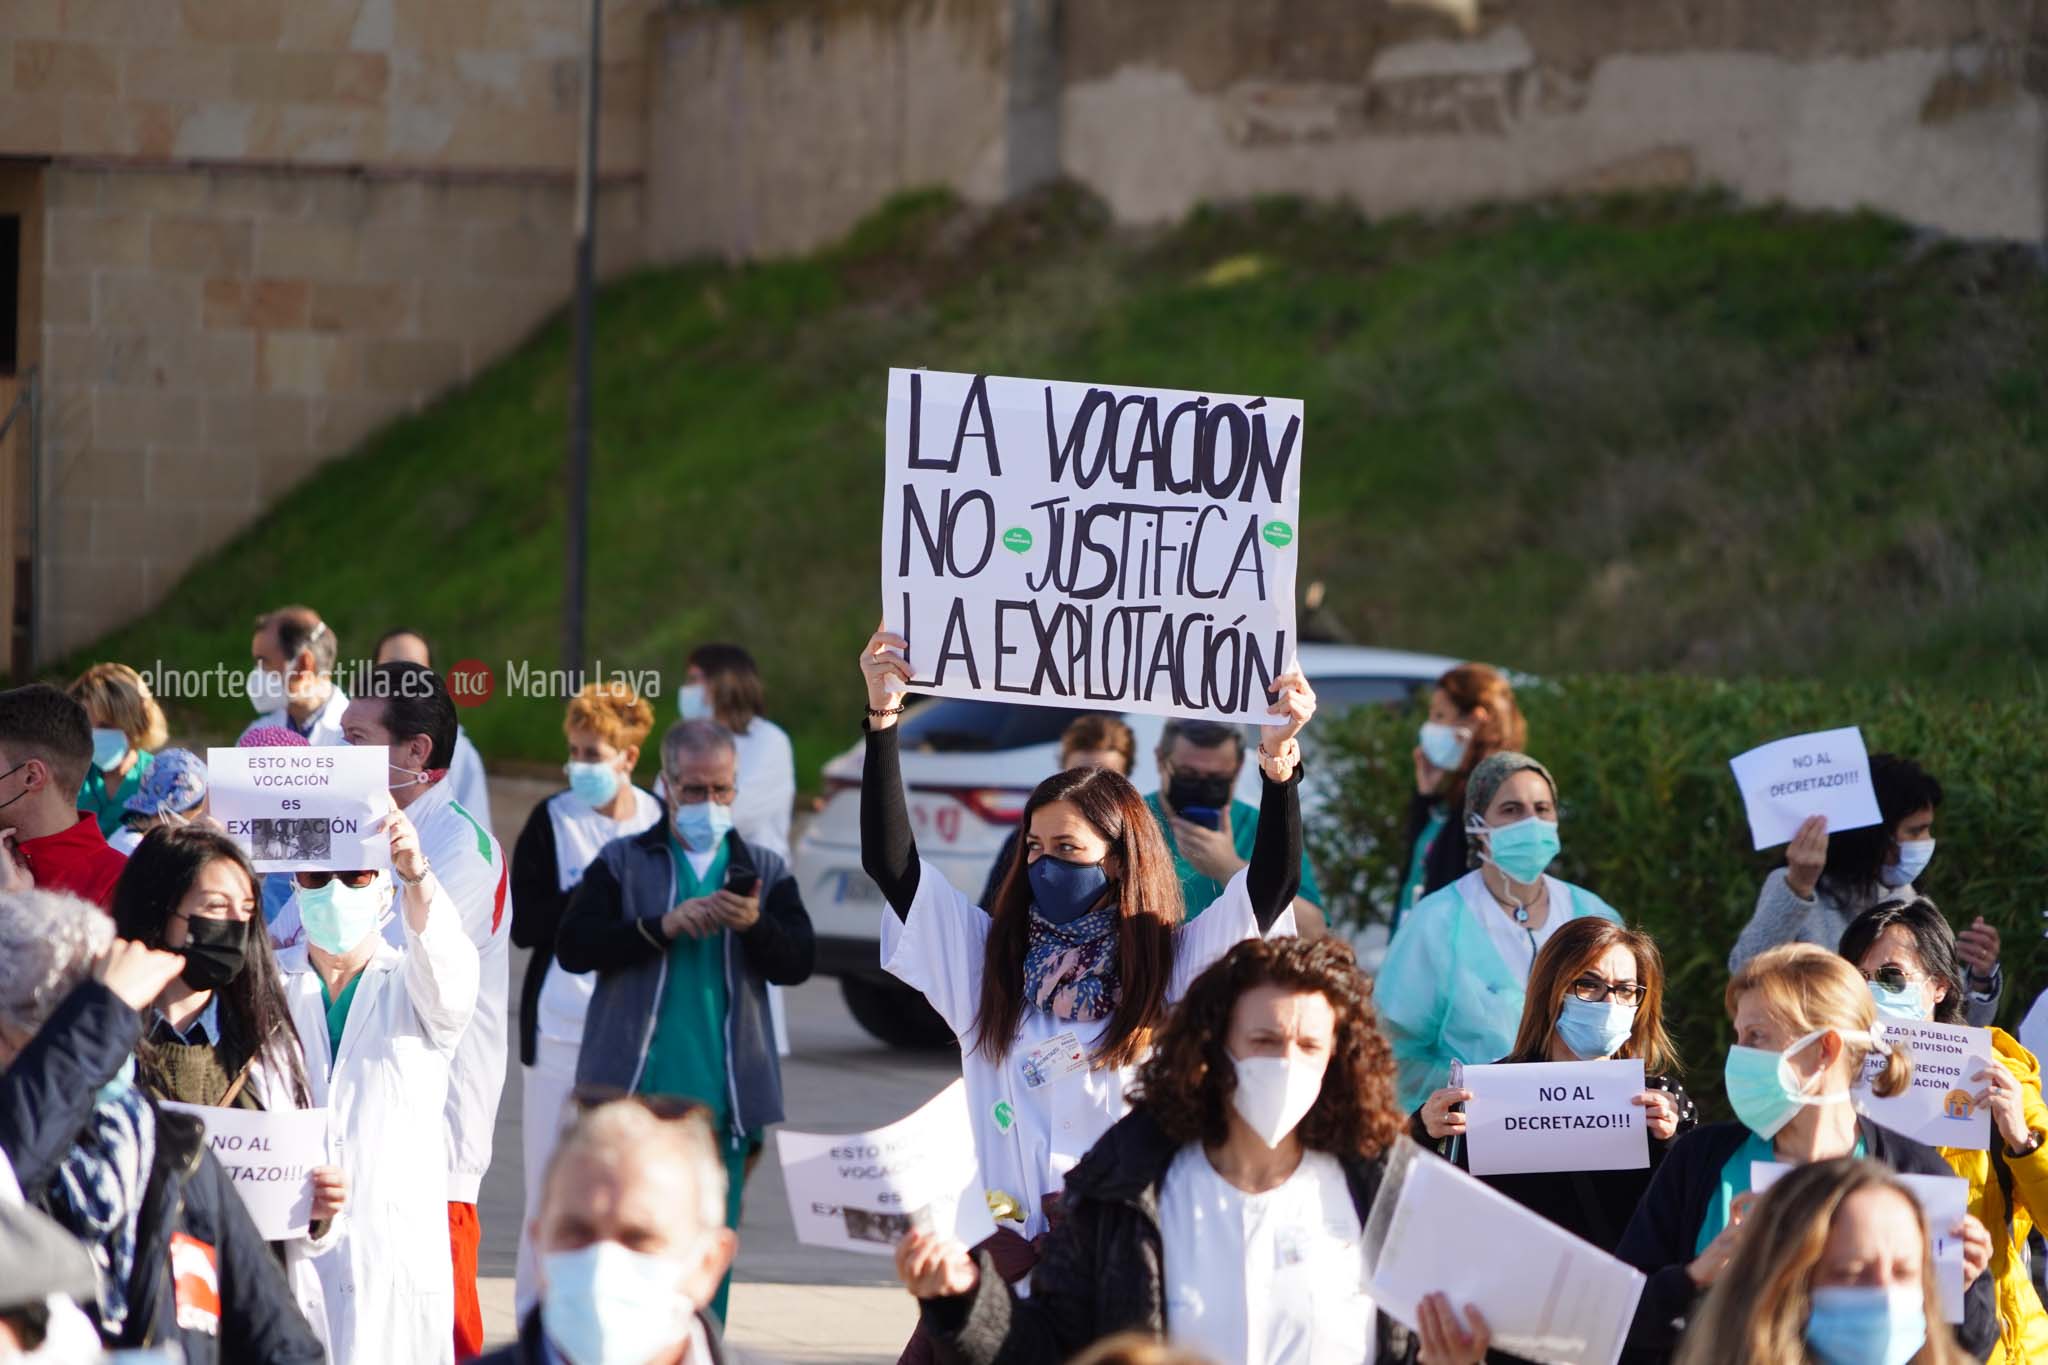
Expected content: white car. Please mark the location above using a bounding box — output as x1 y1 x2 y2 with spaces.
800 642 1464 1045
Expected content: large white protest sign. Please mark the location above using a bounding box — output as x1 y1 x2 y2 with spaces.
1753 1162 1966 1323
160 1102 329 1240
1858 1020 1993 1152
776 1079 997 1256
208 746 392 874
1728 726 1883 851
1461 1059 1649 1177
1365 1137 1644 1365
881 369 1303 725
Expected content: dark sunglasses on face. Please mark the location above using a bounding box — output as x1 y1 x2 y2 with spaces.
1862 965 1915 992
1569 975 1646 1007
294 869 380 890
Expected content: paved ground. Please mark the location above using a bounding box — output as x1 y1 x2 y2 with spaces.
475 778 955 1361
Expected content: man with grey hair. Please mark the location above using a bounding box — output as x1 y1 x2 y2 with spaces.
556 719 814 1322
475 1097 756 1364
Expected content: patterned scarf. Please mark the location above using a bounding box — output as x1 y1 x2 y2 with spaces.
1023 902 1122 1023
49 1063 155 1337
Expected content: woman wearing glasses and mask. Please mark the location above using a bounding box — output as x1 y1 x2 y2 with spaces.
1377 753 1623 1112
112 826 348 1345
858 628 1314 1362
1840 897 2048 1364
274 807 481 1364
1413 918 1697 1258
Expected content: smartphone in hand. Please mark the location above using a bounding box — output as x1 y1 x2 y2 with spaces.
1178 806 1223 831
725 868 760 898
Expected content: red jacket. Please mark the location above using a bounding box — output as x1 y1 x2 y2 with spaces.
20 813 126 909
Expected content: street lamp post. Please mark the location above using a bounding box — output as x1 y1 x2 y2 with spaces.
563 0 602 680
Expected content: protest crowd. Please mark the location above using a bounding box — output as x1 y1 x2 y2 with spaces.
0 584 2038 1365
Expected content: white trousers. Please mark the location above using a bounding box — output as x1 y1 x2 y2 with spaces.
514 1037 582 1316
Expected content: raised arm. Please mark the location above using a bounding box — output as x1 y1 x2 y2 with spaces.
858 628 922 917
1247 670 1315 934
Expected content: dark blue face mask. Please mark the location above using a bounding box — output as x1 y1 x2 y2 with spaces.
1026 855 1112 925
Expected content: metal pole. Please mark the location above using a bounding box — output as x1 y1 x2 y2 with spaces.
563 0 602 680
25 369 40 675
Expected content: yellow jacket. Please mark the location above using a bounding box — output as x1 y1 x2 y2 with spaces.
1942 1028 2048 1365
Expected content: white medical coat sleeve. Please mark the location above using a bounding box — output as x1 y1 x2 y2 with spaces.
880 858 987 1041
403 880 481 1054
1170 867 1294 1001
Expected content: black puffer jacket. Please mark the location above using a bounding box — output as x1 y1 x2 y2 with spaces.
0 979 324 1363
918 1107 1404 1364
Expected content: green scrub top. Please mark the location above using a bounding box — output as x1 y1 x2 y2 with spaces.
637 835 732 1128
1144 792 1324 921
78 750 155 837
320 972 363 1062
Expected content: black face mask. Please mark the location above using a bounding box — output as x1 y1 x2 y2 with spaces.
178 917 249 992
1165 771 1233 815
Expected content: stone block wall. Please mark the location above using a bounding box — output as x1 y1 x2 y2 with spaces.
36 164 644 654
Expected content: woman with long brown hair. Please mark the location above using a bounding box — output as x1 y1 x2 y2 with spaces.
1614 944 1998 1360
859 627 1314 1354
1675 1158 1971 1365
1396 663 1524 926
1413 917 1697 1255
897 936 1488 1365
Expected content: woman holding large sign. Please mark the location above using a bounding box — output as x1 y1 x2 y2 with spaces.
113 826 348 1344
1376 752 1624 1111
1840 897 2048 1364
1412 917 1697 1254
1676 1158 1971 1365
858 627 1311 1328
1614 944 1998 1359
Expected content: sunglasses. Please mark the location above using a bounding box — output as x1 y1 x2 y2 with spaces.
294 870 380 890
1569 975 1646 1007
567 1085 710 1123
1861 965 1916 992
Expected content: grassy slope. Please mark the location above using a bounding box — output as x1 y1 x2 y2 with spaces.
71 188 2048 783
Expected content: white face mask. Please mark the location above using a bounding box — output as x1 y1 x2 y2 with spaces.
541 1240 697 1365
1230 1053 1326 1148
246 665 288 713
677 682 711 722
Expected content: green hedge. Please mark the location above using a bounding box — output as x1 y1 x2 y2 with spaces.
1307 674 2048 1116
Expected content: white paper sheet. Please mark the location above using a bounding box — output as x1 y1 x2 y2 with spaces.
160 1102 330 1240
1859 1020 1993 1152
1462 1059 1649 1177
1727 726 1883 850
1364 1136 1646 1365
776 1079 998 1256
207 745 393 873
881 368 1303 724
1752 1161 1966 1323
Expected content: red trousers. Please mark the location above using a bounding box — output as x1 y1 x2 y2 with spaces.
451 1201 482 1361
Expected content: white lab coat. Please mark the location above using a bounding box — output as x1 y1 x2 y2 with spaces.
247 1036 342 1360
280 887 479 1365
240 687 351 747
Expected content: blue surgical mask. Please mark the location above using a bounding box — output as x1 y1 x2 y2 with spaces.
541 1241 696 1365
1475 815 1560 885
1805 1285 1927 1365
671 799 734 851
1027 856 1112 925
1418 721 1467 772
90 728 130 772
1879 839 1935 889
298 875 389 955
1724 1029 1857 1140
566 761 622 810
677 683 711 722
1556 996 1636 1060
1869 978 1927 1022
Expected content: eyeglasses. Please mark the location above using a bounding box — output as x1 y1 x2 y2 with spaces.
1861 965 1917 992
567 1085 710 1123
294 870 380 890
1569 975 1646 1007
667 782 737 804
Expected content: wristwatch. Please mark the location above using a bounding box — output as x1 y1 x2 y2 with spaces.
396 859 431 888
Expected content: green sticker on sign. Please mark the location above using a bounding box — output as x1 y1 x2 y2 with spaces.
992 1101 1015 1133
1002 527 1033 554
1261 520 1294 549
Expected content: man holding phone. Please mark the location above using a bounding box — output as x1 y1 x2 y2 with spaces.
1145 718 1326 931
555 718 815 1324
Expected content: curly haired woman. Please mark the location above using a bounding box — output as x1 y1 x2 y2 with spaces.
896 935 1491 1365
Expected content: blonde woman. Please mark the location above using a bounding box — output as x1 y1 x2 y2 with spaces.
1614 944 1997 1357
67 663 168 837
1675 1158 1972 1365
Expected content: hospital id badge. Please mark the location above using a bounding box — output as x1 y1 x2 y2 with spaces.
1020 1030 1088 1089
